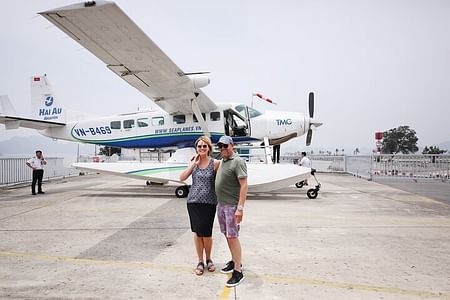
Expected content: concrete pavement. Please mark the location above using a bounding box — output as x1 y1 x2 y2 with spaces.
0 173 449 299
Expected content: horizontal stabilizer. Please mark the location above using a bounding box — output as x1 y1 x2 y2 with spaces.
0 95 65 130
0 115 66 130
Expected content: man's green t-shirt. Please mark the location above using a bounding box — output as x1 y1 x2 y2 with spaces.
215 152 247 205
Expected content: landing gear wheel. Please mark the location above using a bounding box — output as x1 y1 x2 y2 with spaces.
175 186 189 198
307 188 318 199
146 180 151 186
295 181 304 188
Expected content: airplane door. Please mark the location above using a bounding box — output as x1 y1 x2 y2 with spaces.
244 106 251 136
223 108 250 137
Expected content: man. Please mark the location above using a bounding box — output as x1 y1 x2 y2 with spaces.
272 144 280 164
26 150 47 195
215 136 248 287
299 151 312 185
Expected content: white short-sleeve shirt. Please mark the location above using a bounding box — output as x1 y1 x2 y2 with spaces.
300 156 312 168
27 157 45 170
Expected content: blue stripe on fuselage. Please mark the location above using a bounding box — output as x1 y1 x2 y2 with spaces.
95 134 258 148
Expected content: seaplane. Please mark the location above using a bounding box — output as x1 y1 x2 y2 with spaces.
0 1 323 198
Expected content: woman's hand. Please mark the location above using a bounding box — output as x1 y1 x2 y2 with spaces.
189 154 200 167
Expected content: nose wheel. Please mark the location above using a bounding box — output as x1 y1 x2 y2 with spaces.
295 168 321 199
306 188 319 199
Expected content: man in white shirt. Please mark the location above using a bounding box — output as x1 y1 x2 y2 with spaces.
299 151 312 185
26 150 47 195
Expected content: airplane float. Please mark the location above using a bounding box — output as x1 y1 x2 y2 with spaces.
0 1 322 198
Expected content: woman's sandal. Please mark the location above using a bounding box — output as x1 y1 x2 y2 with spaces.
195 262 205 276
206 259 216 272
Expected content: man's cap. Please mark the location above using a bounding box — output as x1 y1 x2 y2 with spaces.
218 135 234 145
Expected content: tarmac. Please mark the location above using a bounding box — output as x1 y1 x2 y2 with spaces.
0 173 449 300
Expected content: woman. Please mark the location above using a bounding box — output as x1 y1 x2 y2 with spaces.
179 136 220 275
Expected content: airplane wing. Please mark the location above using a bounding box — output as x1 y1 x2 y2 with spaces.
73 161 311 193
39 2 217 115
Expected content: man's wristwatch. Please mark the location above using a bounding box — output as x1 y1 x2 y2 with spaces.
237 205 244 211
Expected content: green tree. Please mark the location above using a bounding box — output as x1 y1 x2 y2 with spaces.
98 146 121 156
422 146 447 154
381 126 419 154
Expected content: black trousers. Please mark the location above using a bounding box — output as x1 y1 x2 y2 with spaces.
272 144 280 164
32 169 44 193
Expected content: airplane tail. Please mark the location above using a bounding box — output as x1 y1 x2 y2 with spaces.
31 75 66 123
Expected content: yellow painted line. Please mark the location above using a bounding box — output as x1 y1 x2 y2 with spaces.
1 250 449 299
0 250 190 273
219 284 232 300
253 273 450 299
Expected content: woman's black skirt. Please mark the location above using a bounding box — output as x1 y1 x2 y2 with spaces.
187 203 217 237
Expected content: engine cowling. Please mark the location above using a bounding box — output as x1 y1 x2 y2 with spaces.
189 75 210 89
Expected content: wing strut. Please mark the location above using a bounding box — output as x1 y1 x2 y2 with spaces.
263 136 272 164
191 96 210 137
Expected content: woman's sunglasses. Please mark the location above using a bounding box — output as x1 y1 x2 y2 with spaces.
196 144 208 149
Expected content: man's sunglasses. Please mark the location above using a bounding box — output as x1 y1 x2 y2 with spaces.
217 143 229 149
196 144 208 149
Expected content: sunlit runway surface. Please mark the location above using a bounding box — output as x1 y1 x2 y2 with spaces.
1 173 449 299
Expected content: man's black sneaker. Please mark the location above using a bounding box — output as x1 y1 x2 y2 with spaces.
221 261 243 274
226 270 244 287
32 192 37 195
220 261 234 274
38 191 45 194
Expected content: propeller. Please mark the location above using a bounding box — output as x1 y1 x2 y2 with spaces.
306 92 322 146
308 92 314 119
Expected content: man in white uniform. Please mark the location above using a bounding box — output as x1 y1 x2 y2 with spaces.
299 151 312 185
26 150 47 195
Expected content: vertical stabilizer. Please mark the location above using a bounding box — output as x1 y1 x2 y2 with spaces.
31 75 66 123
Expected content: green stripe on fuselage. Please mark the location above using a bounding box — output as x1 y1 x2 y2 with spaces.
128 165 187 176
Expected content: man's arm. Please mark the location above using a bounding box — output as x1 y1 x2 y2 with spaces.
235 177 248 224
26 160 35 170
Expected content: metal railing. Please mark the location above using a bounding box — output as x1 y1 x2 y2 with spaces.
282 154 450 181
0 157 78 186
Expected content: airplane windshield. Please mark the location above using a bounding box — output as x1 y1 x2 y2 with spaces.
235 105 262 118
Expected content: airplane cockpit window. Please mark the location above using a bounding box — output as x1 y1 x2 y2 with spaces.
210 112 220 121
152 117 164 126
123 119 135 129
110 121 121 130
235 105 262 118
137 118 149 128
173 114 186 125
247 107 262 118
193 113 206 123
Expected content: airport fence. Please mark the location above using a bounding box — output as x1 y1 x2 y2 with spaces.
282 154 450 181
0 157 78 187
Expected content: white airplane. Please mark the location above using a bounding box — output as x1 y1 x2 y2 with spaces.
0 1 322 197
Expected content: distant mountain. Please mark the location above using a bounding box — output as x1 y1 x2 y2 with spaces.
437 141 450 152
0 135 95 157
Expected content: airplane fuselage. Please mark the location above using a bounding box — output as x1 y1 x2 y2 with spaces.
41 103 308 148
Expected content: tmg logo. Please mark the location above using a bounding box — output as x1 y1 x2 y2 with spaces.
275 119 292 126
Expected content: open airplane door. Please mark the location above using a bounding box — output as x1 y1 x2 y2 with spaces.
223 107 250 138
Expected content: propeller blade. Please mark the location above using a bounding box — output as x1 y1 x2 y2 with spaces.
306 129 313 146
308 92 314 119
